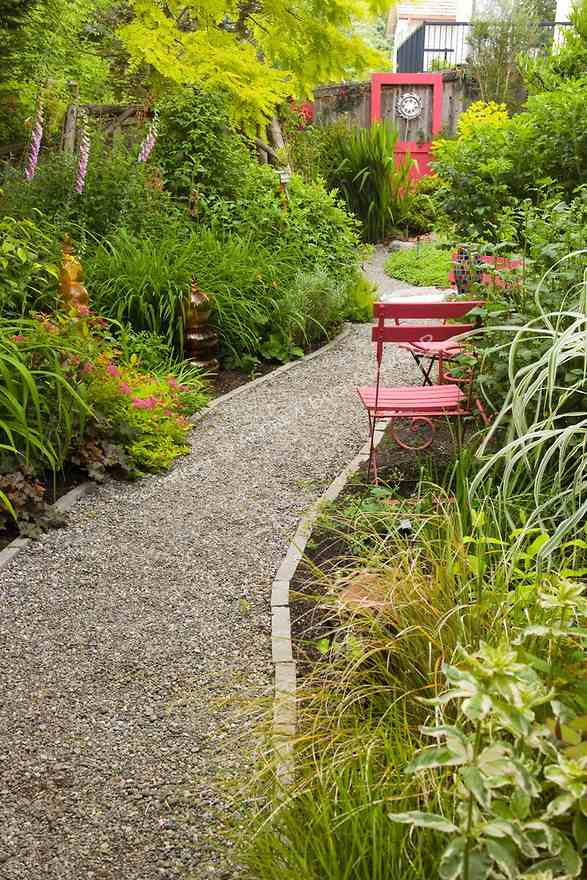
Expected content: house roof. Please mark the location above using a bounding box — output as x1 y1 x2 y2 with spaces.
396 0 458 19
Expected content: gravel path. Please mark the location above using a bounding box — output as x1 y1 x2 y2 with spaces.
0 310 420 878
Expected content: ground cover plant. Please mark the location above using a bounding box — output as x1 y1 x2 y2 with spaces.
384 243 452 287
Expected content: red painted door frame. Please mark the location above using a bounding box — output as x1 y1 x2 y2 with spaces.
371 72 444 179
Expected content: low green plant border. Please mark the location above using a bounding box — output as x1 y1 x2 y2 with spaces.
384 244 452 288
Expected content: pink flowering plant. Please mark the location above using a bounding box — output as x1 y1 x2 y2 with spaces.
1 307 207 508
78 351 199 474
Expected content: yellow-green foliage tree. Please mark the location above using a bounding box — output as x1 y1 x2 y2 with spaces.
118 0 391 127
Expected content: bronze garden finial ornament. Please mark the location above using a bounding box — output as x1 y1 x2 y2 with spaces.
59 235 90 313
185 277 219 373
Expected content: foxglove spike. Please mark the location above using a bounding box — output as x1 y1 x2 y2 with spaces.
24 97 44 181
75 116 91 194
138 111 158 163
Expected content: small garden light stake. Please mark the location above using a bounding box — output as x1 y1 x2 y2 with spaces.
277 168 291 210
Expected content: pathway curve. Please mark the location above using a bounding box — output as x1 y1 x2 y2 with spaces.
0 315 420 879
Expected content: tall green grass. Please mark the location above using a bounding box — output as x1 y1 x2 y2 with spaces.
329 123 414 243
473 253 587 556
87 227 350 366
0 319 91 471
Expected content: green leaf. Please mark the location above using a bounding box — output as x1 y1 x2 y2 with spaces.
545 793 575 818
388 811 458 833
461 767 490 809
439 837 466 880
467 848 493 880
486 839 518 880
407 746 468 773
573 811 587 852
511 790 531 821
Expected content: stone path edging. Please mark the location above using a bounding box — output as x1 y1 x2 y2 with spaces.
0 482 97 574
0 326 352 577
271 417 390 782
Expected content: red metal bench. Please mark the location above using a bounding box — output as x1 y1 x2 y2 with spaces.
357 301 487 481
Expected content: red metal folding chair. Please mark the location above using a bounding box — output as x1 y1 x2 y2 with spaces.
394 298 484 386
357 301 489 482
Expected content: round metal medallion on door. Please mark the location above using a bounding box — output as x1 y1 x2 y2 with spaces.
396 92 423 120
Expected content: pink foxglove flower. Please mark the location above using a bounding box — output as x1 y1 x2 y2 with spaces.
75 115 91 194
138 111 158 163
24 97 44 181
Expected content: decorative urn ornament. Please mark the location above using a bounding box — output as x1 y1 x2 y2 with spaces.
59 235 90 312
184 277 219 373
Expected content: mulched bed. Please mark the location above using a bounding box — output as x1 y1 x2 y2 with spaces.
0 465 87 553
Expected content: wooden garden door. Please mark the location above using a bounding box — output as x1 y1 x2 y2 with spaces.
370 73 444 180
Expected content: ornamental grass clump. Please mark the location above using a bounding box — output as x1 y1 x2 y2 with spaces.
329 121 414 243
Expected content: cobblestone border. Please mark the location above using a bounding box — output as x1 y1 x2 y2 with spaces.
271 418 390 782
0 482 97 573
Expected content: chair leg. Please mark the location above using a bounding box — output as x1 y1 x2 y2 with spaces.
410 352 434 387
366 413 378 484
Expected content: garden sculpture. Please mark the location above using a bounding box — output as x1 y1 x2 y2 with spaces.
185 277 219 373
59 235 90 313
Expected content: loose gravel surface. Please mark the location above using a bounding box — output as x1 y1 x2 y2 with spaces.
0 314 420 879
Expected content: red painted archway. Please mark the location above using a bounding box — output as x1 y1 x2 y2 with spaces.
371 72 444 179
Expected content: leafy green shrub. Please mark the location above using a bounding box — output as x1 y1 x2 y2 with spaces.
0 215 60 316
0 136 181 242
525 79 587 197
283 115 350 184
343 274 377 322
407 174 443 235
328 121 414 243
205 163 362 284
155 88 249 205
391 633 587 879
432 111 541 241
384 244 452 288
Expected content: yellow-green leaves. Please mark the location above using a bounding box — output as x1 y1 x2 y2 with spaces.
118 0 389 128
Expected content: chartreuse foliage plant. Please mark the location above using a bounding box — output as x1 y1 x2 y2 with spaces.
118 0 390 129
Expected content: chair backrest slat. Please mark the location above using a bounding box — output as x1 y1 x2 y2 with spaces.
373 300 483 320
373 323 475 344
